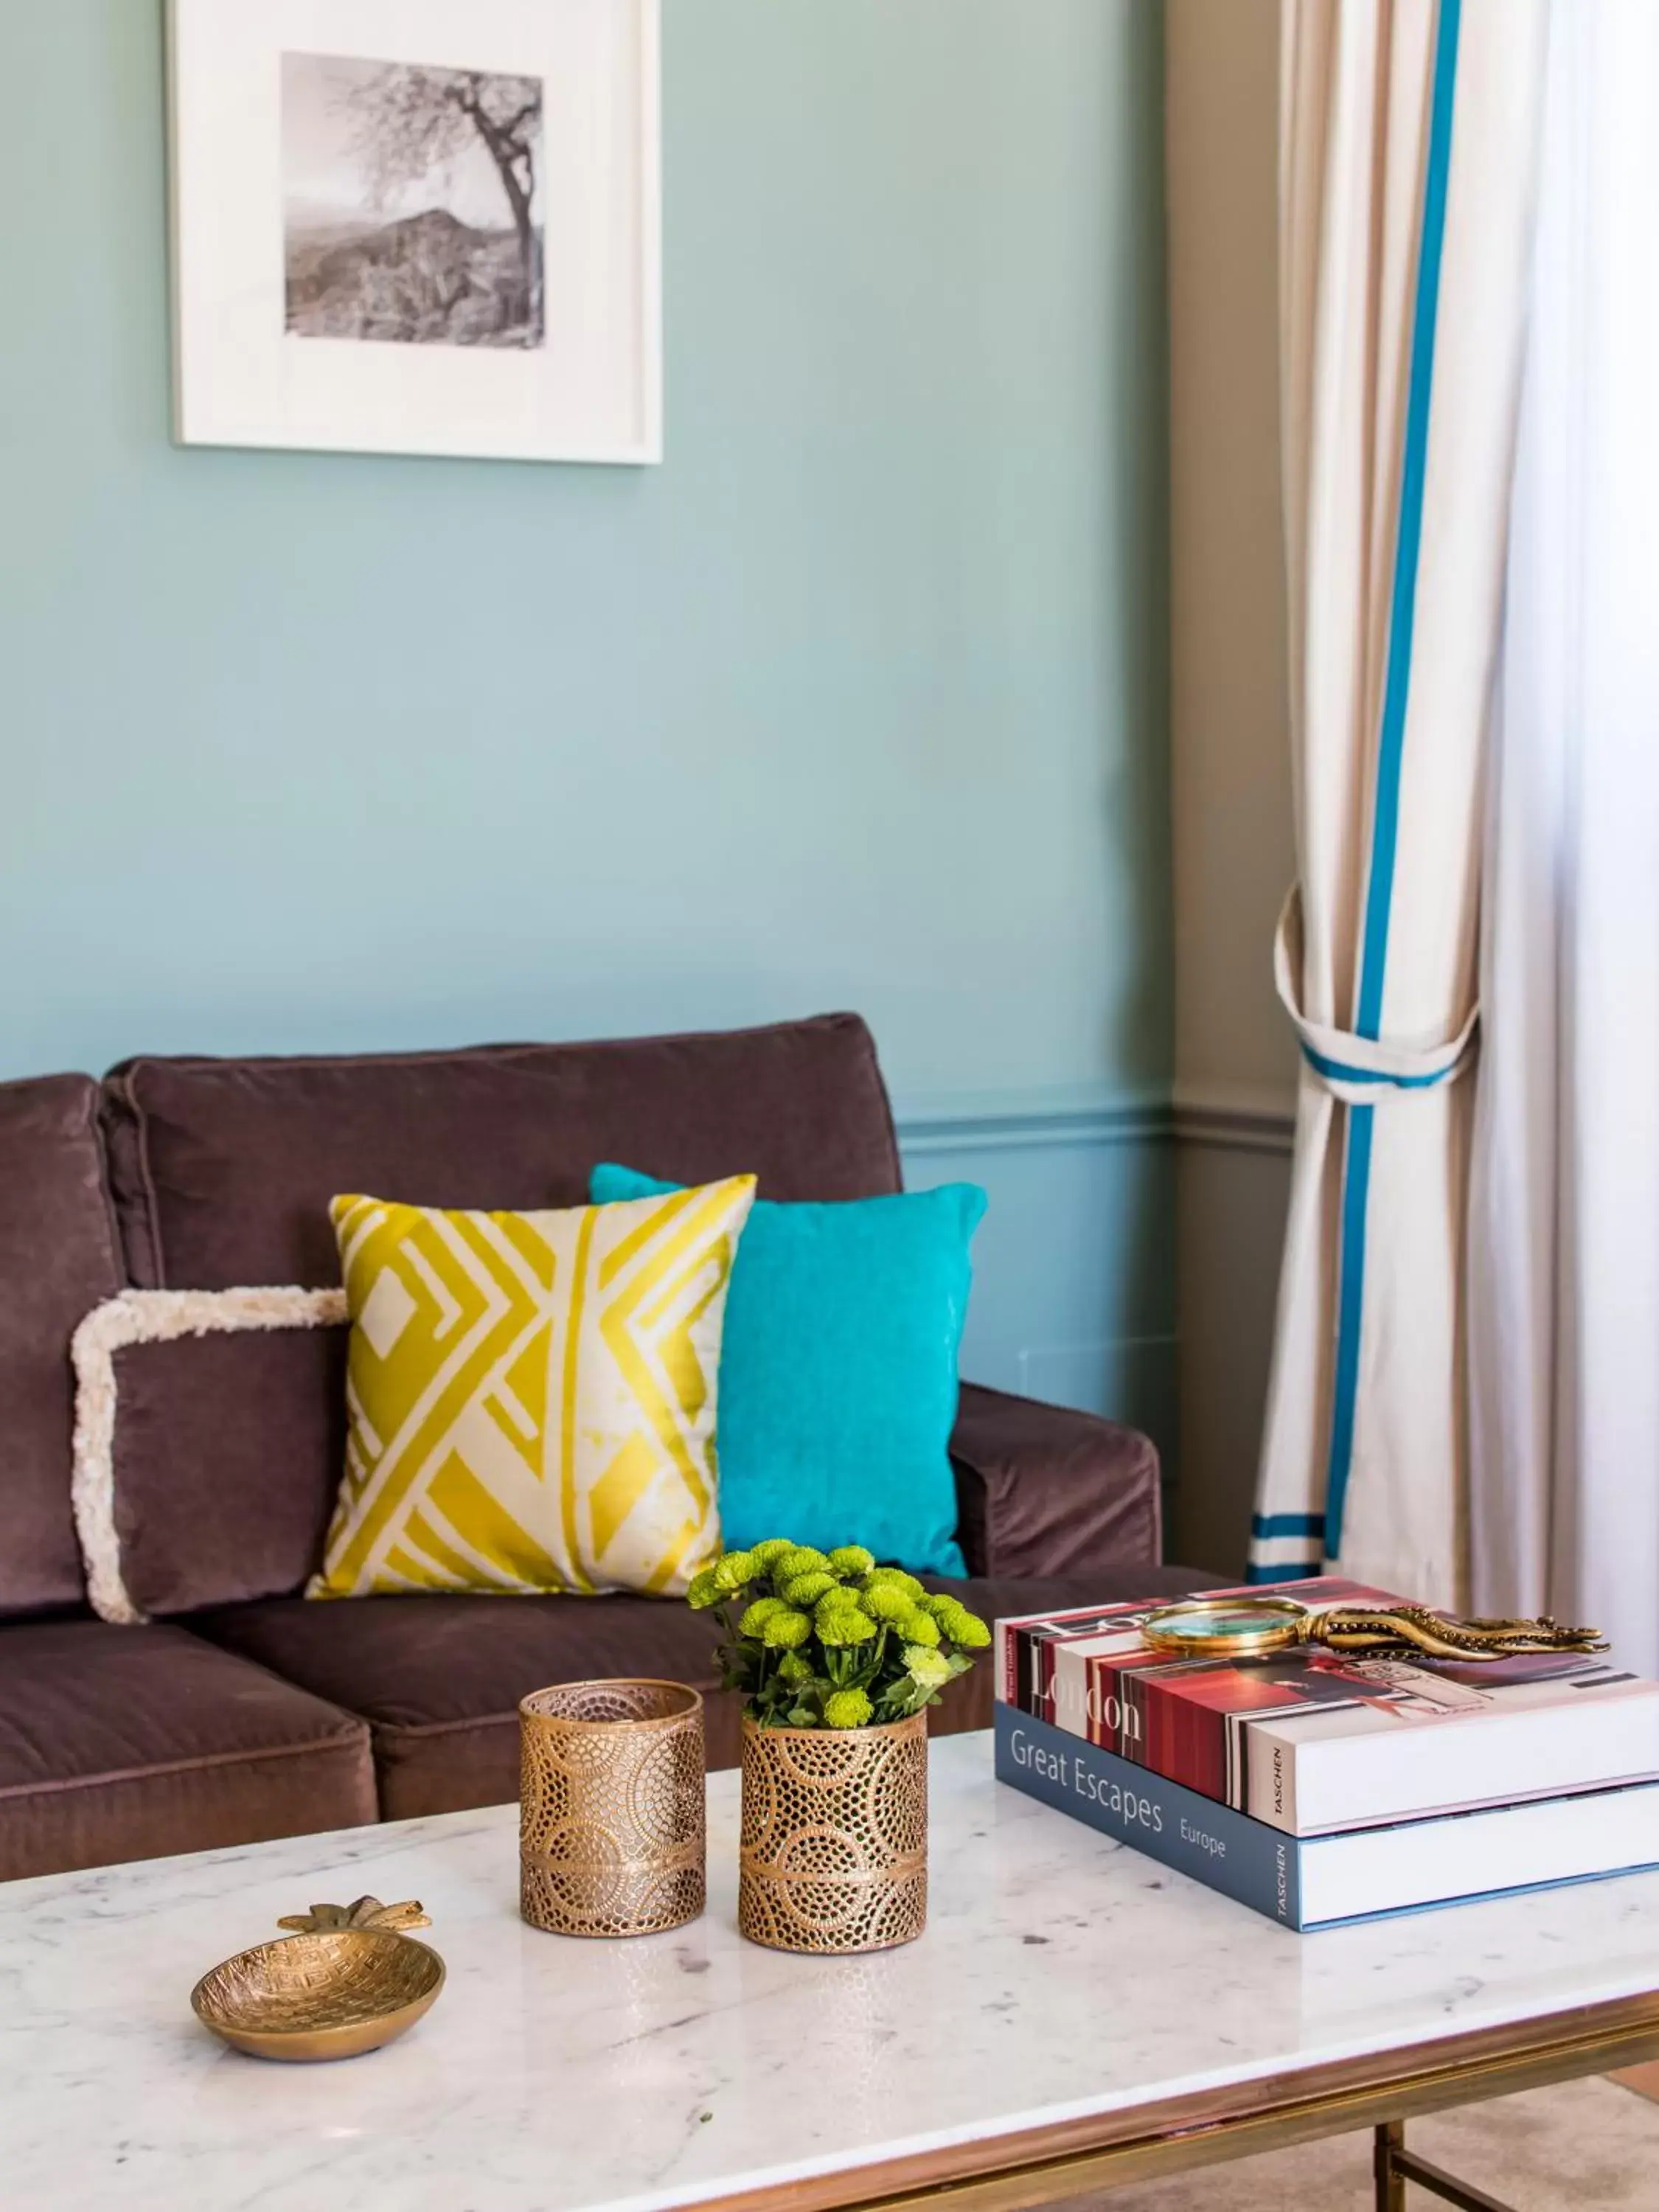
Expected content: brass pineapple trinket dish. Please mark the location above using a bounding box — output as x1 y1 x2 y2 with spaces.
191 1896 445 2062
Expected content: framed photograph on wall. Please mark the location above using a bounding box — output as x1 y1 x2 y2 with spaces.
167 0 661 465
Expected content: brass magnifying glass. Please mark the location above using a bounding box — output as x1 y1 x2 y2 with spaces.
1139 1595 1608 1664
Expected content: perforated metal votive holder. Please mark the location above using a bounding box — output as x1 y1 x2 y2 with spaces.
519 1680 706 1938
739 1711 928 1954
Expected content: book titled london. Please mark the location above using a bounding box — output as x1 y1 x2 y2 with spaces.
997 1578 1659 1837
994 1704 1659 1931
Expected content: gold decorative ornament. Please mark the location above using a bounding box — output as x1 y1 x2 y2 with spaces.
739 1711 928 1955
191 1899 444 2062
519 1678 706 1938
1140 1596 1610 1664
275 1895 431 1934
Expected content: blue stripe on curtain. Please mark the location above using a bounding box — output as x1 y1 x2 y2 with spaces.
1322 0 1464 1562
1251 1512 1326 1539
1300 1043 1457 1091
1245 1562 1324 1585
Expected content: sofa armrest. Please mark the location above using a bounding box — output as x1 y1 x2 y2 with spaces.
948 1382 1162 1579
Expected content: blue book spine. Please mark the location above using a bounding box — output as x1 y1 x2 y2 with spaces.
994 1702 1306 1930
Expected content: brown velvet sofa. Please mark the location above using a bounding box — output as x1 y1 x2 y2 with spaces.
0 1014 1206 1883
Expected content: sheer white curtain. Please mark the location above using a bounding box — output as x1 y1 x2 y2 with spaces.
1468 1 1659 1674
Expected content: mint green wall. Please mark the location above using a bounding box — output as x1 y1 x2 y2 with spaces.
1 1 1172 1444
1 0 1169 1099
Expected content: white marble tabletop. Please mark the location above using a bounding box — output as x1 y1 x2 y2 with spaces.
4 1731 1659 2212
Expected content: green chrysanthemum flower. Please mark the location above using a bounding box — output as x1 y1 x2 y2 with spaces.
860 1583 914 1624
922 1595 988 1645
860 1567 924 1598
903 1645 953 1689
773 1546 830 1582
761 1608 813 1649
782 1571 837 1606
712 1550 757 1594
823 1688 874 1730
828 1545 875 1577
776 1650 815 1684
898 1610 941 1647
747 1539 795 1570
738 1596 788 1637
815 1604 878 1646
686 1568 723 1610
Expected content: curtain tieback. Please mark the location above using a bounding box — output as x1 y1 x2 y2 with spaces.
1273 886 1478 1106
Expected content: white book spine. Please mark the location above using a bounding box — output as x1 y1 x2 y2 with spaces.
1243 1733 1299 1834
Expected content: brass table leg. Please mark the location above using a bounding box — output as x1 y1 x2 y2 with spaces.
1374 2120 1523 2212
1375 2121 1406 2212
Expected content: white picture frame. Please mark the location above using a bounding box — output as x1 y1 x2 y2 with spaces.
167 0 661 465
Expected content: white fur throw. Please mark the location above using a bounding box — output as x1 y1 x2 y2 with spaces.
71 1287 347 1627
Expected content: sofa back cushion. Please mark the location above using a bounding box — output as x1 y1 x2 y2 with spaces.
91 1016 901 1612
104 1015 901 1289
0 1076 123 1615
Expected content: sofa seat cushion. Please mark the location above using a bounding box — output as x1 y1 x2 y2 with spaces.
189 1567 1215 1822
0 1619 377 1882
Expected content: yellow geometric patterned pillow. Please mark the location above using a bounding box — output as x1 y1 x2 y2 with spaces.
308 1176 757 1601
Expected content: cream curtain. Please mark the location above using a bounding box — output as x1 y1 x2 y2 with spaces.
1468 1 1659 1675
1253 0 1546 1601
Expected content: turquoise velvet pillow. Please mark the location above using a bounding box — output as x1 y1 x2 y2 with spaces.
588 1164 986 1576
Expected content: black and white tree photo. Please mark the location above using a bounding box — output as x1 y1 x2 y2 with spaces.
282 53 546 349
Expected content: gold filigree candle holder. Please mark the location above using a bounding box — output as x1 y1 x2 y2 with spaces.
519 1679 706 1938
739 1711 928 1954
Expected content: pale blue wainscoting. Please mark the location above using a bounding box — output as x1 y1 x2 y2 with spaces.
895 1089 1178 1484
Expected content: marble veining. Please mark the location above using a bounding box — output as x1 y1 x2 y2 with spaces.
3 1732 1658 2210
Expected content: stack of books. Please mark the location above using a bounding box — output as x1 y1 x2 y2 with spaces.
993 1578 1659 1930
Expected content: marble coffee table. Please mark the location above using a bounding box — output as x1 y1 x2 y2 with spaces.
4 1730 1659 2212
